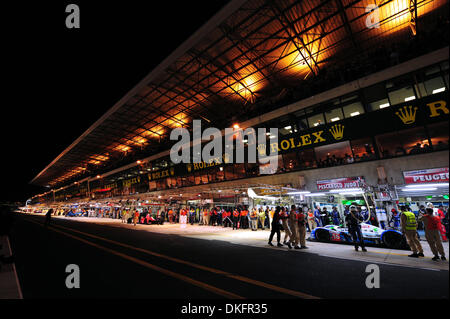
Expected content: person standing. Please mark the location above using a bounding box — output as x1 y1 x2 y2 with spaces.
160 210 165 225
217 209 223 226
250 208 258 231
238 208 246 229
376 208 388 229
419 208 446 261
180 208 187 225
121 209 127 224
265 207 270 229
209 208 214 226
297 207 308 249
307 208 316 231
203 209 209 226
390 208 401 230
175 209 180 223
345 205 367 252
197 207 202 225
288 205 299 249
232 208 240 230
280 207 292 247
194 207 199 224
369 209 379 227
258 208 266 230
437 205 448 242
321 207 331 226
445 207 449 240
44 208 53 227
189 207 195 225
400 206 424 258
222 209 228 227
314 206 322 227
133 210 139 226
269 207 275 228
168 208 173 224
268 206 283 247
361 206 370 224
343 205 350 217
331 206 340 225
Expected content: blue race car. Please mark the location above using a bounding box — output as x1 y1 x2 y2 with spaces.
311 223 409 249
66 210 83 217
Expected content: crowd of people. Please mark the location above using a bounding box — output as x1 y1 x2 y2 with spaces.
398 203 448 261
317 152 377 168
50 200 449 259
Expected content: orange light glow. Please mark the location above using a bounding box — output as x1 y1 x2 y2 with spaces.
359 0 444 37
144 129 165 138
115 145 130 152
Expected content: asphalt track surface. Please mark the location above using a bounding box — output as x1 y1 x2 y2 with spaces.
8 213 449 299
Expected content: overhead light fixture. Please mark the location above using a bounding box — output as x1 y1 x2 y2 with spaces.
329 188 362 193
432 87 445 94
402 187 438 191
313 123 320 127
137 160 142 164
404 96 416 102
269 135 276 139
339 192 364 195
233 124 240 129
304 192 328 197
405 183 448 188
284 126 292 130
379 103 390 109
287 191 311 195
331 117 340 122
350 112 360 117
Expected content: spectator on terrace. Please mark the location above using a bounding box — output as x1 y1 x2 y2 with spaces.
395 146 406 156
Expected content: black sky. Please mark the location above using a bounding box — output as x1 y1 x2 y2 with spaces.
2 1 230 202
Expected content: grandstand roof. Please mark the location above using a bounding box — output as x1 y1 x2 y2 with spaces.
31 0 448 187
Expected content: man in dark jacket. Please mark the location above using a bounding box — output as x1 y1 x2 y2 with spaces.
345 204 367 252
268 206 283 247
159 210 165 225
44 208 53 227
321 207 330 226
265 207 270 229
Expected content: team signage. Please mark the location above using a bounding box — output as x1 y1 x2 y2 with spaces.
316 176 365 190
122 176 142 187
259 123 347 156
186 154 230 173
403 167 449 184
148 167 175 181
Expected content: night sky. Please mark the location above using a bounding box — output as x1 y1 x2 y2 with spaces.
2 1 230 202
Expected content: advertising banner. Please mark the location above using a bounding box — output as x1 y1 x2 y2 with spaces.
403 167 449 184
316 176 365 190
